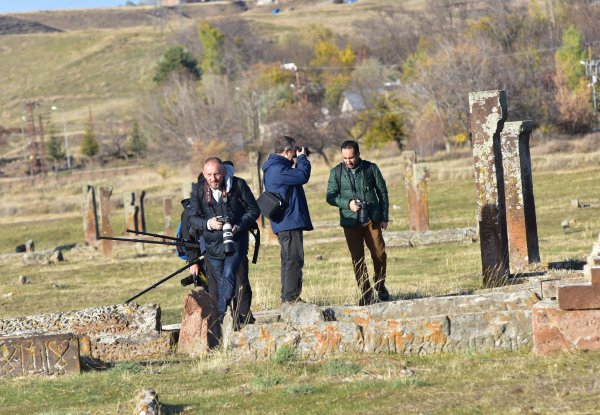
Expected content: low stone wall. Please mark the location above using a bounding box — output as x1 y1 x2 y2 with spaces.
226 290 539 359
0 303 173 362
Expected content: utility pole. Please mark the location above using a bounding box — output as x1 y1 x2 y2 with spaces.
24 100 38 175
38 113 48 176
580 48 598 113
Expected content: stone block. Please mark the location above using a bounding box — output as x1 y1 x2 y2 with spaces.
0 303 172 362
591 267 600 285
177 288 219 356
558 284 600 310
533 300 600 356
0 333 80 378
280 302 324 326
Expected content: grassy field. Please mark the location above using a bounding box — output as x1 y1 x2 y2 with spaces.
0 146 600 413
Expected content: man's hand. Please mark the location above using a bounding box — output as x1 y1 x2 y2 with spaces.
380 221 388 231
349 200 361 212
190 263 199 276
297 146 306 157
208 217 223 230
232 225 239 234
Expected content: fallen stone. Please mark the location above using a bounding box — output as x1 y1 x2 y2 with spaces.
281 302 324 326
533 299 600 356
0 333 80 378
135 388 159 415
25 239 34 252
558 283 600 310
18 275 27 285
0 303 173 362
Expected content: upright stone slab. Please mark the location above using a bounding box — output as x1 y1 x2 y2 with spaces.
500 121 540 271
163 197 174 237
99 186 113 257
402 152 419 230
83 185 98 246
469 90 509 286
177 288 220 356
0 333 80 378
125 192 144 251
402 152 431 231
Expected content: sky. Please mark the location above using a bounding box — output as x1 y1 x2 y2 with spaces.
0 0 126 14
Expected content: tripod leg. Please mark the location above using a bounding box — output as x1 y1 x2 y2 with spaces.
125 261 195 304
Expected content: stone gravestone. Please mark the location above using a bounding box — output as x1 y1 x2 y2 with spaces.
163 197 174 237
124 192 144 252
82 185 98 247
402 151 430 231
469 90 510 286
0 333 80 378
500 121 540 272
177 288 220 356
99 186 113 257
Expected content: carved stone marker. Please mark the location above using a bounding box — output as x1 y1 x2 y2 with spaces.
177 288 219 356
402 151 430 231
83 185 97 247
500 121 540 271
99 186 113 257
125 192 144 251
163 197 174 237
0 333 80 378
469 90 509 286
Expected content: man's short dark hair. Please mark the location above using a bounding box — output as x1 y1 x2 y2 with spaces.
275 135 296 154
341 140 359 154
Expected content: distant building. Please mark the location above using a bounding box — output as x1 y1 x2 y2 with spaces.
340 91 366 113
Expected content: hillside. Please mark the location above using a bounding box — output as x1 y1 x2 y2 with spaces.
0 0 400 157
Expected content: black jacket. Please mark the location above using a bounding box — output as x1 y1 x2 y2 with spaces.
188 176 260 259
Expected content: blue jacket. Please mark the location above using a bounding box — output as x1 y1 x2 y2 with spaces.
262 153 313 234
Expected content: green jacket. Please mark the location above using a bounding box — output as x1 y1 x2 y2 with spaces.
326 159 389 228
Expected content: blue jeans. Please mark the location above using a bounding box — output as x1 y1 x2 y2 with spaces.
206 233 249 316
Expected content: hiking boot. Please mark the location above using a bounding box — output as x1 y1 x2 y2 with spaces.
377 285 390 302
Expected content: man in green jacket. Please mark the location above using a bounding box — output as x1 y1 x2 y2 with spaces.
326 140 390 305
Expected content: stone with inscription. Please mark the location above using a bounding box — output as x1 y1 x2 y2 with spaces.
0 333 80 378
533 299 600 356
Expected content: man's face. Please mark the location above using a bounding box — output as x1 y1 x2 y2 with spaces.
341 148 359 169
283 146 297 161
203 161 224 189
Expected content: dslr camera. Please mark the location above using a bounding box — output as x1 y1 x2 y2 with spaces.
356 200 370 225
295 146 311 156
217 216 235 256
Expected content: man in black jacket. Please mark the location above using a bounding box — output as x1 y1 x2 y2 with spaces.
189 157 260 319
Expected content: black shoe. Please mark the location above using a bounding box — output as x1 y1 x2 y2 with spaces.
358 293 374 306
283 297 306 304
378 286 390 302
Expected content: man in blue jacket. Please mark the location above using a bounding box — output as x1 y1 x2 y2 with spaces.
262 135 313 304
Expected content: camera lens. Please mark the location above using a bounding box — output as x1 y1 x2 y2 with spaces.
222 221 235 256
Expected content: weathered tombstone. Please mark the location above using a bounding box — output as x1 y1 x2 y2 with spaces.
135 388 160 415
500 121 540 272
402 151 430 231
177 288 219 356
0 333 80 378
469 90 510 286
83 185 98 247
125 192 144 252
25 239 35 252
99 186 113 257
163 197 174 237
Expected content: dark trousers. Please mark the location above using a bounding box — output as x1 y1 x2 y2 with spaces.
206 255 253 322
277 229 304 302
343 220 387 300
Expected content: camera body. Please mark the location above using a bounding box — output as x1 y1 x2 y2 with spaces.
295 146 311 156
217 216 235 256
356 200 370 225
